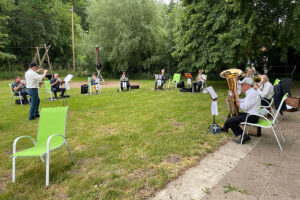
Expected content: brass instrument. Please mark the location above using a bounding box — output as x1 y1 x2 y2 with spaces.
220 69 243 116
253 75 262 86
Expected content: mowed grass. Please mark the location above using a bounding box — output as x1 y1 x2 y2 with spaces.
0 79 231 200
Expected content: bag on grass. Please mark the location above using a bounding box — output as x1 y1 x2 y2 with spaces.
285 96 300 112
81 84 88 94
177 81 185 88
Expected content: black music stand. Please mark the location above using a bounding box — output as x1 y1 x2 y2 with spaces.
205 86 221 134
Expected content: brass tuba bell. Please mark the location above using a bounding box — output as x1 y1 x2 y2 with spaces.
220 69 243 116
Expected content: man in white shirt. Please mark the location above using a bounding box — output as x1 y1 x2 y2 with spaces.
254 74 273 106
25 62 48 120
221 78 261 144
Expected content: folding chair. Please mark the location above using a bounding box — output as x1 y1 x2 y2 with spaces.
44 80 54 101
9 84 30 105
11 106 74 186
240 94 288 151
168 73 181 88
119 81 130 92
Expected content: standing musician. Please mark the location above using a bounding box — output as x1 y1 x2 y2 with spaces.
253 75 273 106
221 78 261 144
25 62 48 120
193 69 207 92
11 76 29 104
154 69 167 90
50 73 66 99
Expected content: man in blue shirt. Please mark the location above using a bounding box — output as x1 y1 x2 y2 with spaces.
11 76 29 104
154 69 167 90
50 73 66 99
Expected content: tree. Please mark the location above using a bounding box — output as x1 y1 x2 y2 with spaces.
82 0 168 74
0 0 15 61
173 0 300 74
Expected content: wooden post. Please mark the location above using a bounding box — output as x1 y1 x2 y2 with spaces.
71 6 75 73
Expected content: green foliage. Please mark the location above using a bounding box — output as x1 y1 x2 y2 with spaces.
81 0 169 73
173 0 300 74
0 0 16 61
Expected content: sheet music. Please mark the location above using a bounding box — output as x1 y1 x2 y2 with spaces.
206 86 218 100
211 101 218 116
187 78 191 85
64 74 73 90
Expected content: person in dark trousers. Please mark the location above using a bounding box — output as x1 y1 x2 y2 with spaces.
11 76 29 104
50 73 66 99
25 62 48 120
120 72 130 91
154 69 167 90
221 78 261 144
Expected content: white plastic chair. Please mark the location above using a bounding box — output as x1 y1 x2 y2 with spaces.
9 84 30 105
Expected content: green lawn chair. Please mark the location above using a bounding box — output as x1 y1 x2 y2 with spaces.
168 73 181 88
44 80 54 101
11 106 74 186
240 94 288 151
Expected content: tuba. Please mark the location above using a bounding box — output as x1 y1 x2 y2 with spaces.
220 69 243 117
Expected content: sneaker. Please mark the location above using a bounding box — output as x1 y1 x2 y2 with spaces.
29 117 36 120
235 134 251 144
35 114 40 118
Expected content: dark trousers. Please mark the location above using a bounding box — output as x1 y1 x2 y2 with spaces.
193 82 204 92
155 80 165 89
51 88 66 98
120 81 130 91
27 89 40 119
223 112 259 136
15 91 29 103
261 98 271 106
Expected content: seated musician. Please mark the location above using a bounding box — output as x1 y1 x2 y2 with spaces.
193 69 207 92
50 73 66 99
154 69 167 90
89 73 100 94
11 76 29 104
120 72 130 91
244 68 254 79
253 75 273 106
221 78 261 144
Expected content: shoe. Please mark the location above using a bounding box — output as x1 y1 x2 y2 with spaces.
35 114 40 118
235 134 251 144
220 127 228 133
29 117 36 120
59 96 63 99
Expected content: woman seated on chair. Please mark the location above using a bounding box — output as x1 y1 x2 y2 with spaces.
154 69 167 90
120 72 130 91
193 69 207 92
89 73 100 95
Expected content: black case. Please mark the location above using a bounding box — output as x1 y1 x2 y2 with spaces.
130 85 139 89
81 84 88 94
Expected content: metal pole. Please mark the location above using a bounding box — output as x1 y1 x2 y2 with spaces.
71 6 75 73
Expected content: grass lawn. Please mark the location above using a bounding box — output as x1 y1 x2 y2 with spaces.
0 79 232 200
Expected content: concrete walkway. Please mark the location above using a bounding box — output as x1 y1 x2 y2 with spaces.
151 86 300 200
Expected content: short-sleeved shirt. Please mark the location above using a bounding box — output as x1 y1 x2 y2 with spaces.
90 77 97 85
25 69 43 89
11 81 26 93
50 78 60 89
